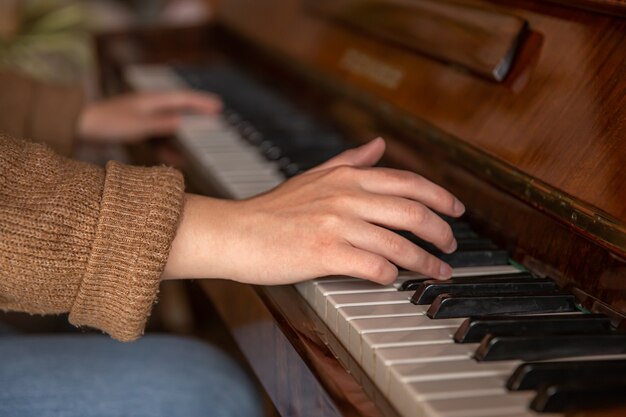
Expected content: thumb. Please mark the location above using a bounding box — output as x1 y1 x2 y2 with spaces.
308 137 386 173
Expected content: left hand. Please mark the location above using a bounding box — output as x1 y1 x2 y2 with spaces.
77 91 222 144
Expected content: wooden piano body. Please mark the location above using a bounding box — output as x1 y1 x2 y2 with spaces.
98 0 626 415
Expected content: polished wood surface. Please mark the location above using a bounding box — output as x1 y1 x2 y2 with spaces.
308 0 527 81
200 279 399 417
545 0 626 17
95 1 626 415
217 0 626 255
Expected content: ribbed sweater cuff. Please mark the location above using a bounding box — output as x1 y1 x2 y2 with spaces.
69 161 184 341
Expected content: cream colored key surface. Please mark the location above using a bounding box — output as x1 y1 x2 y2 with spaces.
350 317 459 360
324 292 412 324
314 280 406 315
392 375 508 416
386 359 520 414
303 265 523 308
424 392 535 417
335 303 428 337
360 328 456 371
389 359 518 385
314 282 394 313
399 265 522 279
304 276 359 303
374 343 472 387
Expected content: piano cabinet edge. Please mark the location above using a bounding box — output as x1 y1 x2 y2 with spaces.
373 129 626 325
198 279 401 417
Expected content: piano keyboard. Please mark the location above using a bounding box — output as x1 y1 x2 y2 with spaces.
127 65 626 417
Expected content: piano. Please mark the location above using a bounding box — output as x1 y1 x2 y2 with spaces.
117 0 626 416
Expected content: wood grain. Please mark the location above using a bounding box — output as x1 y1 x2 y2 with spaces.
308 0 528 81
217 0 626 251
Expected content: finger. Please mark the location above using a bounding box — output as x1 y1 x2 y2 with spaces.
307 137 385 173
342 221 453 280
357 168 465 217
141 114 181 138
143 91 222 115
327 243 399 285
339 193 456 253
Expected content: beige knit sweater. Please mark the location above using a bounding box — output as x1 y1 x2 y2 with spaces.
0 71 185 342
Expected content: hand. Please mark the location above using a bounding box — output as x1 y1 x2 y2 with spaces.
162 138 465 285
77 91 221 144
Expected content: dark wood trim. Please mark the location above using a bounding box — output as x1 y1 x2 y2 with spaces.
199 280 401 417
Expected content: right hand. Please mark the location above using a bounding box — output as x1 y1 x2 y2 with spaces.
162 138 465 285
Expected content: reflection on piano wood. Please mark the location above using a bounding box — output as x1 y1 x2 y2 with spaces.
121 0 626 416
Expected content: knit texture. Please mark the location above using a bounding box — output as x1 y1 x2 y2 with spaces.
0 135 185 341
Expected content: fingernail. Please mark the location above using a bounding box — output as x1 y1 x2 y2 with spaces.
439 263 453 279
453 199 465 216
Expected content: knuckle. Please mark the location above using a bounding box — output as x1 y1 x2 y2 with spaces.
405 203 426 225
325 192 355 209
317 211 343 230
379 168 405 183
441 223 454 246
437 189 456 211
367 257 390 280
378 264 398 285
332 165 353 177
421 255 441 277
382 232 405 257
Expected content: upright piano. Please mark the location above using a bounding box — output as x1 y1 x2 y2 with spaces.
121 0 626 416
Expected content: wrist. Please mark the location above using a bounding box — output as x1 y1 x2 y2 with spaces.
161 193 239 280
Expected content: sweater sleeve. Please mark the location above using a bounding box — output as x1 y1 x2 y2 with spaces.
0 71 83 156
0 135 185 341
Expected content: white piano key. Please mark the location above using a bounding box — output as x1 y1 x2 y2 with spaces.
375 343 472 388
391 377 512 417
389 359 518 385
125 65 185 91
294 281 312 299
302 276 359 304
350 317 458 361
335 303 429 339
324 291 413 326
361 328 456 372
220 173 283 184
314 281 400 315
423 392 535 417
401 265 522 279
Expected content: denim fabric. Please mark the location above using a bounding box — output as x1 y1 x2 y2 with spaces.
0 334 263 417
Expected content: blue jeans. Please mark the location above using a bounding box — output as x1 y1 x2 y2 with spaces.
0 334 263 417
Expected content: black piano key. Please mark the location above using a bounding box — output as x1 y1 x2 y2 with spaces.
530 378 626 412
399 272 531 292
395 231 510 268
411 277 556 304
455 313 611 343
475 333 626 362
507 359 626 391
399 277 434 291
427 293 578 319
440 249 510 267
